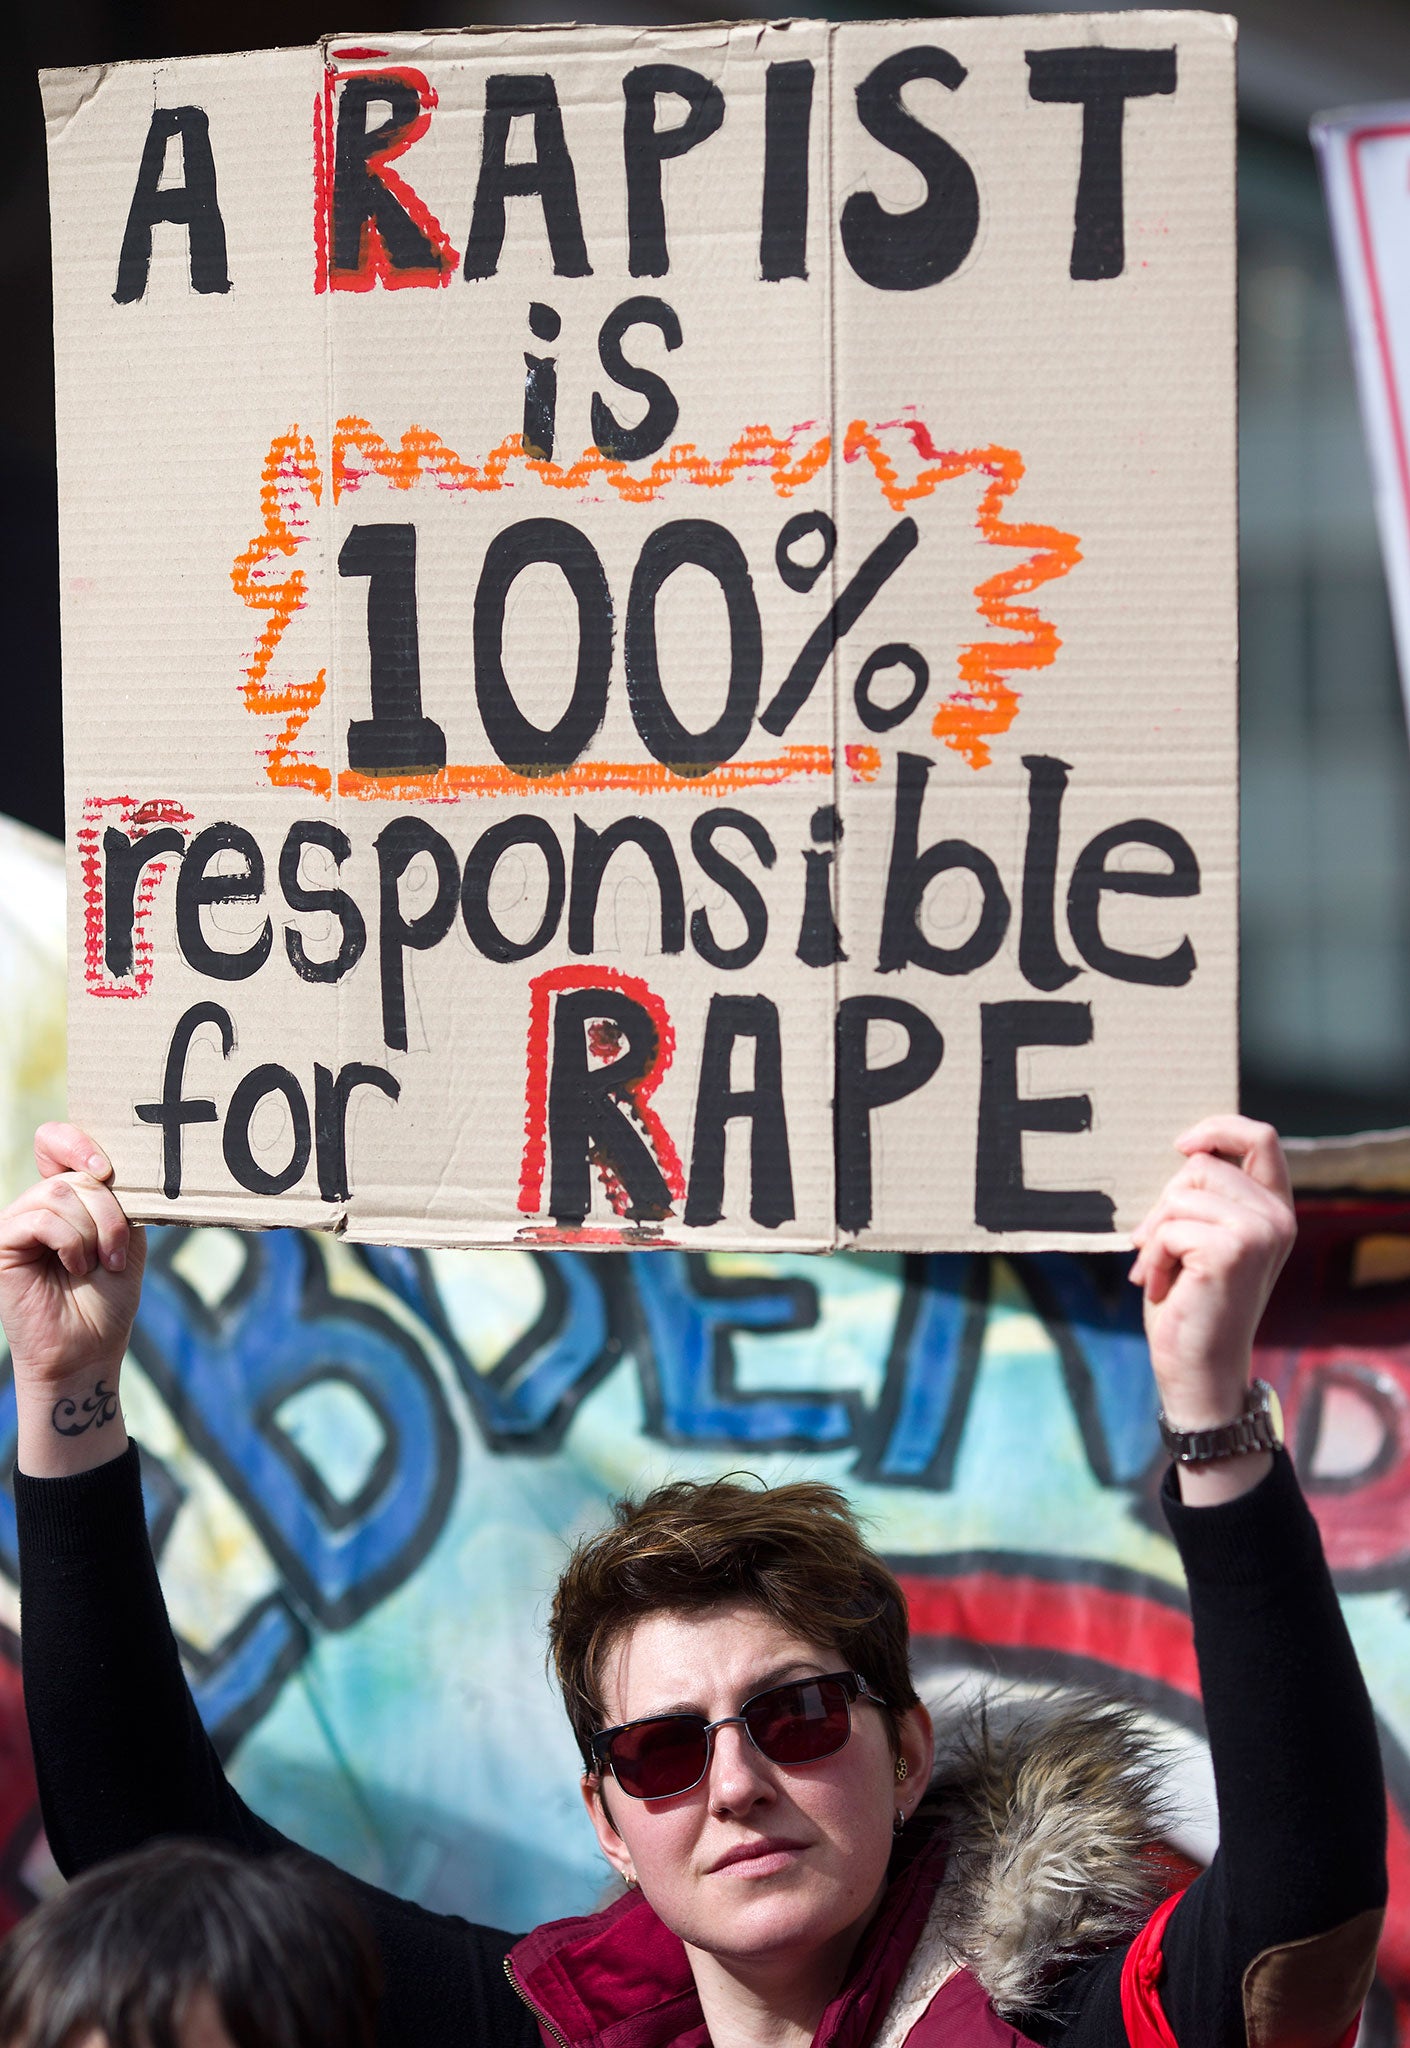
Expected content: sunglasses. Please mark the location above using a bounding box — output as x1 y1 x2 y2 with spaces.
590 1671 884 1800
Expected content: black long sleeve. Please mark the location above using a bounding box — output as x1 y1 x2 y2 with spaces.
1033 1451 1388 2048
15 1446 536 2048
1155 1451 1387 2040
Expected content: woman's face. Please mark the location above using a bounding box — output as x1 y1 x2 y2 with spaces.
581 1602 933 1976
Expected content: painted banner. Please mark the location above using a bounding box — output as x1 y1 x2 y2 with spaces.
1 817 1409 2039
1315 104 1410 707
46 18 1237 1251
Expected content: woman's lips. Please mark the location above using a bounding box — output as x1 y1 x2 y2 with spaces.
707 1839 810 1877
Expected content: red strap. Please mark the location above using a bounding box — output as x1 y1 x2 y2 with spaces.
1119 1890 1367 2048
1119 1890 1185 2048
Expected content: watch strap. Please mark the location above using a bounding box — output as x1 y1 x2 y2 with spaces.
1158 1379 1282 1466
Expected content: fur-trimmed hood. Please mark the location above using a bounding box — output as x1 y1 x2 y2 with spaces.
874 1693 1172 2044
508 1691 1172 2048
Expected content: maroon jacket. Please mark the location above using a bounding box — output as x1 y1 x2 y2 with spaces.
505 1831 1060 2048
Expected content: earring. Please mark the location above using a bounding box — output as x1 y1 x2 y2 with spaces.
894 1758 909 1783
893 1807 908 1836
624 1871 638 1890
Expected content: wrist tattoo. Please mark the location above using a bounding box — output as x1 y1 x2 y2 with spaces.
51 1380 120 1438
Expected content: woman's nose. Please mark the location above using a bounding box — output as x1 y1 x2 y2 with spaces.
707 1722 776 1811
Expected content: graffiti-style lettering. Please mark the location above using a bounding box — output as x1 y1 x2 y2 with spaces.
1012 1252 1159 1486
631 1252 850 1447
857 1255 988 1485
133 1230 458 1628
358 1245 620 1451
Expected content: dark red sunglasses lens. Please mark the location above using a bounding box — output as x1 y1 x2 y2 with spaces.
745 1678 852 1764
608 1717 710 1799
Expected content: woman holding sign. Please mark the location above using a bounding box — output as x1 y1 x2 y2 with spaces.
0 1116 1388 2048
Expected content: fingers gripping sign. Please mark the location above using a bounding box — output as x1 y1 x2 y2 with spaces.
1129 1115 1295 1505
0 1124 145 1477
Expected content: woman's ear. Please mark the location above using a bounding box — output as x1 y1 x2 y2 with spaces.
896 1701 934 1819
580 1773 633 1877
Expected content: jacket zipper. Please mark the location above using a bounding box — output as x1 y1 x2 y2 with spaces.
504 1954 574 2048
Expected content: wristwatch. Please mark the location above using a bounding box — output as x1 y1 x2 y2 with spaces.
1158 1379 1283 1465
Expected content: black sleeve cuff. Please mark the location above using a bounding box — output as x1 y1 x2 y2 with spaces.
14 1443 145 1560
1160 1446 1327 1588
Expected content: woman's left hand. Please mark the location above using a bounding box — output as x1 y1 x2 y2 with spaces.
1130 1116 1295 1497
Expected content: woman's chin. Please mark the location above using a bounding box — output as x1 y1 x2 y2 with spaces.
677 1877 876 1967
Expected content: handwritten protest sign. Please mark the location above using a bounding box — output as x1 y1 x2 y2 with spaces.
43 15 1236 1251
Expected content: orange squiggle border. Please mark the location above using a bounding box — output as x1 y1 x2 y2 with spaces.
843 419 1082 770
229 429 331 795
334 420 832 505
232 418 1077 793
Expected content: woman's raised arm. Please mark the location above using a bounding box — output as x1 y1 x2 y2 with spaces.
0 1122 142 1479
0 1125 535 2048
0 1122 288 1866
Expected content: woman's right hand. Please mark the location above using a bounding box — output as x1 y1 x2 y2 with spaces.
0 1124 143 1474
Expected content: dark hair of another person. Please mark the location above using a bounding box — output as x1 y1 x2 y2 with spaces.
0 1838 380 2048
549 1475 921 1767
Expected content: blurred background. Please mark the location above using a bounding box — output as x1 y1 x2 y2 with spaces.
5 0 1410 1139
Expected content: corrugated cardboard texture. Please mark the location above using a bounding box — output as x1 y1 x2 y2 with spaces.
45 15 1237 1250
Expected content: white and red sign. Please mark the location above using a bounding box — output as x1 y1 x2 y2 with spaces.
1315 106 1410 705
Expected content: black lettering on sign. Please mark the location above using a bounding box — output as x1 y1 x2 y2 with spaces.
175 825 273 983
625 519 760 771
523 301 562 459
690 811 775 971
222 1066 312 1198
1067 820 1198 985
340 523 447 778
474 519 612 773
462 816 566 962
592 296 683 464
834 996 944 1234
975 1000 1115 1233
464 75 591 279
623 65 725 277
853 645 929 734
840 49 979 291
759 518 917 736
280 821 367 984
1019 755 1080 992
330 73 456 286
136 1001 235 1200
548 987 676 1223
1025 47 1177 280
314 1062 401 1201
796 805 845 969
878 753 1010 975
114 107 231 304
774 511 835 594
569 817 685 956
374 817 461 1052
685 995 794 1228
761 60 814 281
103 825 185 978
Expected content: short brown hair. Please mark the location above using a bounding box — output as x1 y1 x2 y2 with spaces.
549 1475 920 1767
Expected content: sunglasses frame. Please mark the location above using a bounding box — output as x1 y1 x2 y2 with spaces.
589 1670 885 1800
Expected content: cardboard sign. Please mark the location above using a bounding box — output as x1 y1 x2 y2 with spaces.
1314 106 1410 710
43 15 1237 1252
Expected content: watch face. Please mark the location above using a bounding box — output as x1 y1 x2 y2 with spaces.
1261 1381 1286 1446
